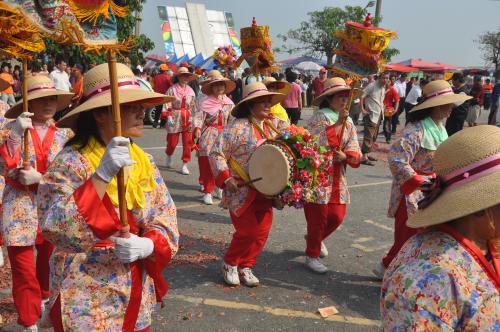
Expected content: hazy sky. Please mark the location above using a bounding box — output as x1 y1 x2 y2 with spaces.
140 0 500 67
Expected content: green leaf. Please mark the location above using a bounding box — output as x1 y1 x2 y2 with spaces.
296 159 307 169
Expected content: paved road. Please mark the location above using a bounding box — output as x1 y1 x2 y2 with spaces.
139 108 395 332
5 108 491 331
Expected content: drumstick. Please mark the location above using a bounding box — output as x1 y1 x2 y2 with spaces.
237 177 263 187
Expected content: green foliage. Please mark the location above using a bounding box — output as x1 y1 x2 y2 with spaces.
276 6 399 66
382 47 400 63
476 28 500 79
35 0 154 70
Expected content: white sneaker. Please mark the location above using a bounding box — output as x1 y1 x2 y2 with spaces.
214 187 223 199
165 156 173 168
202 193 213 205
372 262 386 280
305 256 328 274
320 241 329 258
181 163 190 175
0 249 4 267
238 267 260 287
222 262 240 286
22 325 38 332
304 234 328 258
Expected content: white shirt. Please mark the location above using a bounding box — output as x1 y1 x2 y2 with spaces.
49 69 71 92
405 85 422 105
393 80 407 98
362 81 386 123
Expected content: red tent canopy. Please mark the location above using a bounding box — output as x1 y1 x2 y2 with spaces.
396 58 444 70
384 63 418 73
434 62 461 71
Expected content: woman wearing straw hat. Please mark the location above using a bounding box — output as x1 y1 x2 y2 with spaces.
209 81 288 287
0 76 10 268
38 63 179 331
303 77 362 273
164 66 198 175
0 75 74 331
193 70 235 205
381 125 500 331
373 80 472 279
262 76 290 123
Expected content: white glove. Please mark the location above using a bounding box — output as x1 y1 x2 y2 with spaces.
110 234 154 263
19 167 42 185
11 112 34 140
167 116 174 127
95 137 135 183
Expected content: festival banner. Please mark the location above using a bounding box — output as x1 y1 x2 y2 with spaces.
158 6 175 56
224 12 242 57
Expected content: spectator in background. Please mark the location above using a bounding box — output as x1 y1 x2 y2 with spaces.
406 76 416 97
405 78 428 122
391 73 407 133
312 68 327 102
360 73 389 166
49 59 71 92
39 63 49 76
187 65 201 96
489 80 500 125
282 71 302 124
152 63 172 128
483 78 493 111
383 75 400 144
466 76 484 127
445 72 470 136
0 62 15 106
229 69 243 103
71 64 84 106
12 66 21 100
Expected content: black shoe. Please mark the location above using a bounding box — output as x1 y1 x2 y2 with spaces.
361 159 376 166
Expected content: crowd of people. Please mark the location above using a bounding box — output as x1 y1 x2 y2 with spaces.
0 56 498 331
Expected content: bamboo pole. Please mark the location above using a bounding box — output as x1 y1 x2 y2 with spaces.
107 50 129 236
337 79 360 151
22 59 30 170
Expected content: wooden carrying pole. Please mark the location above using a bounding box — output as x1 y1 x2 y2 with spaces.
107 50 129 233
337 79 360 150
22 59 30 170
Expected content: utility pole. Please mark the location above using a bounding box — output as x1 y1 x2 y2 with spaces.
134 10 141 36
374 0 382 26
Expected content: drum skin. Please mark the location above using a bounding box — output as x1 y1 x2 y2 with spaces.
249 143 292 196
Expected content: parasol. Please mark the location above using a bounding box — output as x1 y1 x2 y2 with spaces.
295 61 323 72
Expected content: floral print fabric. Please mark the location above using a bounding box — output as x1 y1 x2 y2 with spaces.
381 230 500 331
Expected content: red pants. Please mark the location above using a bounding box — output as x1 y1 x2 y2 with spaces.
304 203 346 258
165 132 192 163
198 156 215 194
382 198 421 268
224 195 273 268
7 240 54 327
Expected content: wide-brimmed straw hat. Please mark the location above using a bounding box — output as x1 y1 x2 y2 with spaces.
174 66 197 81
231 82 285 117
201 70 236 95
312 77 351 106
0 76 9 92
6 75 74 119
410 80 472 112
408 125 500 228
57 63 175 128
262 77 291 96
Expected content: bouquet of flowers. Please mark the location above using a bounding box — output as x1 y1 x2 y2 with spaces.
212 46 238 69
279 125 333 208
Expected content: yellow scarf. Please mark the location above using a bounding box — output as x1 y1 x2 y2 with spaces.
81 137 157 209
270 104 289 123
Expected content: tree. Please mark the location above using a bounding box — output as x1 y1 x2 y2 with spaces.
476 28 500 80
34 0 154 71
275 6 399 66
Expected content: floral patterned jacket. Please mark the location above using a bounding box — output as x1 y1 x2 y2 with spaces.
306 111 361 204
0 102 11 203
39 145 179 331
192 96 234 157
209 117 288 216
381 227 500 331
0 120 73 246
387 121 436 218
164 84 196 134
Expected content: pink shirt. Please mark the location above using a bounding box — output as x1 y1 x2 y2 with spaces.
282 82 301 108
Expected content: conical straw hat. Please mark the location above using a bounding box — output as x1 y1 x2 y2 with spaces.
312 77 351 106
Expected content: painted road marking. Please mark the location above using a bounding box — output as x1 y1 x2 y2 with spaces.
348 180 391 188
353 237 374 243
350 243 391 253
170 294 380 327
362 219 393 232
